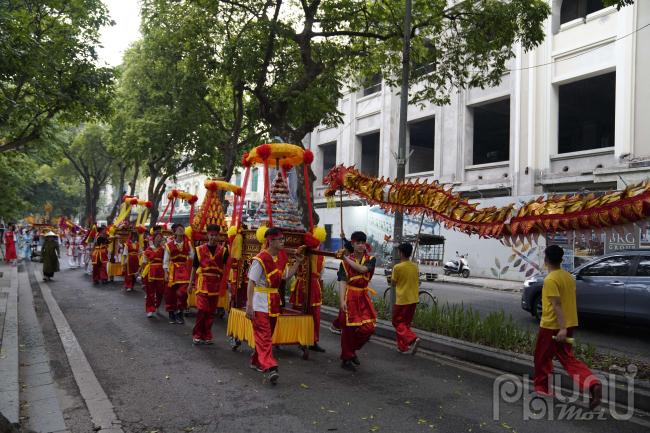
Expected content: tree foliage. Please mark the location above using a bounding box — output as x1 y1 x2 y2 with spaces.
0 0 114 153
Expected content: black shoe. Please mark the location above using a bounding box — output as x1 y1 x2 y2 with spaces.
309 344 326 353
175 311 184 324
341 360 357 372
351 356 360 366
589 383 602 410
168 312 176 324
266 368 279 384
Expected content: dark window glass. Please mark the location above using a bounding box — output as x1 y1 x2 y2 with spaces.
580 256 632 277
472 99 510 165
361 73 382 96
235 173 241 186
561 0 605 25
408 118 435 173
636 257 650 276
321 142 337 178
558 72 615 154
360 133 380 177
251 168 258 192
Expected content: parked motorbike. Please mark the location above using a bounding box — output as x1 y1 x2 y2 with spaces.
443 252 470 278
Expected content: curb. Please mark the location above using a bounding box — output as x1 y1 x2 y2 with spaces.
0 266 19 426
34 268 124 433
319 305 650 414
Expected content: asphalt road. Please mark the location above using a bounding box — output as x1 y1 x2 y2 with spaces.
36 266 648 433
322 268 650 361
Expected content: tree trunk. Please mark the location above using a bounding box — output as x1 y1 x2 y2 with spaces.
107 163 127 224
128 162 140 196
84 182 93 226
147 172 168 226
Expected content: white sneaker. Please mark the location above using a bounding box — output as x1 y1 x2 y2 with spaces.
329 324 341 335
408 338 421 355
147 312 155 318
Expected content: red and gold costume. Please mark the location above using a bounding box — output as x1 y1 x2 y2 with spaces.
340 253 377 361
291 255 324 343
248 250 288 371
3 230 17 262
123 240 140 290
143 245 165 313
91 236 109 283
192 243 227 342
165 238 192 312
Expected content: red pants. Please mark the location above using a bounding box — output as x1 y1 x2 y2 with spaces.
145 279 165 313
92 262 108 283
534 327 600 394
251 312 278 371
192 294 218 341
392 303 418 352
124 274 136 290
312 306 321 342
165 283 188 312
341 322 375 361
332 309 344 330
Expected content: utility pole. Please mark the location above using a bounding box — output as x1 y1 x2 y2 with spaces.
390 0 412 312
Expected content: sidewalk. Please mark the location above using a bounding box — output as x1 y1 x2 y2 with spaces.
324 257 522 292
0 261 19 426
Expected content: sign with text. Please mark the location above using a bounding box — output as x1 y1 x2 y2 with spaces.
604 227 641 253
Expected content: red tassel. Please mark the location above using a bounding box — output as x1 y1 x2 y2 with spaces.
303 149 314 165
257 144 272 161
242 152 252 167
264 161 273 226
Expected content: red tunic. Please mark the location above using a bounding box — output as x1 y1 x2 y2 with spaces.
252 250 288 317
342 253 377 326
166 239 191 285
291 255 324 308
3 231 17 261
91 237 108 265
195 243 226 296
124 241 140 276
144 246 165 281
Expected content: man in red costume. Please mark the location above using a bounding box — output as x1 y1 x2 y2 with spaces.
291 253 326 353
164 223 192 324
122 229 140 292
91 226 109 284
142 231 166 318
246 227 304 384
338 231 377 371
188 224 227 344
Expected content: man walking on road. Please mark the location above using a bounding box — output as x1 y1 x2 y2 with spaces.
164 223 192 324
338 231 377 372
534 244 601 410
390 242 421 354
142 231 166 318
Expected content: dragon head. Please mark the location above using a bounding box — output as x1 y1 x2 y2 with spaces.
323 164 350 197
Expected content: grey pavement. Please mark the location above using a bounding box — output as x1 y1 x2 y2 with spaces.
0 262 19 425
322 267 650 361
38 265 648 433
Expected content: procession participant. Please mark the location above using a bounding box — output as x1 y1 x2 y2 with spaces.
188 224 227 344
3 224 17 265
141 225 163 293
534 245 602 409
290 250 326 352
91 227 109 284
329 239 354 335
245 227 304 384
142 231 166 318
107 234 123 282
71 229 83 268
21 228 33 261
337 231 377 372
390 242 421 354
41 231 60 282
163 223 193 324
122 229 141 292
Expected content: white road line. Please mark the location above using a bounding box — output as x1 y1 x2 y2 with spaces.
34 269 124 433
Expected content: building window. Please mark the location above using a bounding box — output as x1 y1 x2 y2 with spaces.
251 168 259 192
235 173 241 186
558 72 615 154
320 142 337 179
408 118 435 174
472 99 510 165
360 133 380 177
561 0 606 25
361 73 382 96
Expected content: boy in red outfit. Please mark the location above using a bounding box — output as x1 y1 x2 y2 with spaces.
164 223 193 324
337 231 377 372
390 243 421 354
142 232 166 318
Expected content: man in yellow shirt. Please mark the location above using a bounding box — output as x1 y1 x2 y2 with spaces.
534 245 601 410
390 243 421 354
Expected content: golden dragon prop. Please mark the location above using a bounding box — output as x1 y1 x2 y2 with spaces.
323 165 650 240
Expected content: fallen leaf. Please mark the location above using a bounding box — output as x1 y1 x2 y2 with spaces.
165 375 170 380
300 383 309 389
418 419 427 425
405 400 411 405
370 427 380 432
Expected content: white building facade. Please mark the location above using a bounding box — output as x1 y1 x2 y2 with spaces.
307 1 650 280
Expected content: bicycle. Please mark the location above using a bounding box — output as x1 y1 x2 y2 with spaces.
382 287 437 308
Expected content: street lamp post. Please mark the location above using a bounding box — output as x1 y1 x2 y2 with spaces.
390 0 413 313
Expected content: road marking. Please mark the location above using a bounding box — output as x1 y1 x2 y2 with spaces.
35 269 124 433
